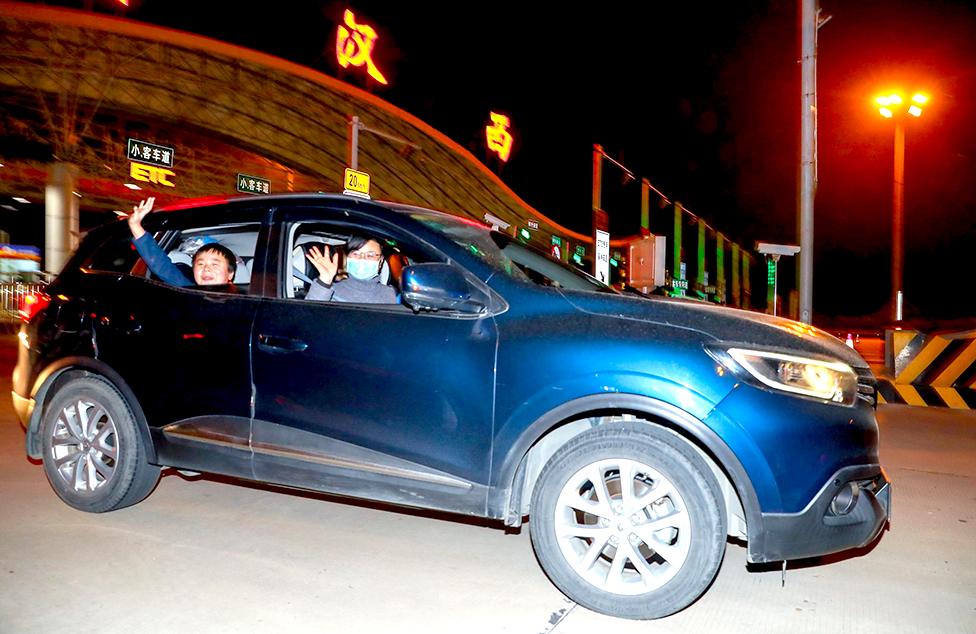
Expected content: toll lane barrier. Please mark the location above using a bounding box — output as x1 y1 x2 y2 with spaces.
877 329 976 409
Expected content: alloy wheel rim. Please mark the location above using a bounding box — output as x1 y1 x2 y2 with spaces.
50 398 119 494
553 458 691 595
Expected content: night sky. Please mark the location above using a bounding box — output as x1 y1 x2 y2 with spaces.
34 1 976 322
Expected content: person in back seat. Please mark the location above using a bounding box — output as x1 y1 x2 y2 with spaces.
304 235 396 304
128 197 237 288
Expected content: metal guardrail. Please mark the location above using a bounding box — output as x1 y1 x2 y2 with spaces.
0 282 46 329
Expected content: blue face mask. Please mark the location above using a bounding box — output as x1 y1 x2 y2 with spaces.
346 258 380 281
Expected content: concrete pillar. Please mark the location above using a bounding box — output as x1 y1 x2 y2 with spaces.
45 162 79 275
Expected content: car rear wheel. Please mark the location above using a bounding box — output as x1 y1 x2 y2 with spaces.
529 422 726 619
40 375 160 513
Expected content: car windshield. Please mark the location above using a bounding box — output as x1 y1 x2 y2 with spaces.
407 209 616 293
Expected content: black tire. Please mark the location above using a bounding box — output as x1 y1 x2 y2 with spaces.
529 422 726 619
39 375 160 513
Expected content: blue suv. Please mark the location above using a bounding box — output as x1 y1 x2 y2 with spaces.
12 194 890 619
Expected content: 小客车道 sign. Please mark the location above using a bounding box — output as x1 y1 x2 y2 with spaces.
237 174 270 195
127 138 174 168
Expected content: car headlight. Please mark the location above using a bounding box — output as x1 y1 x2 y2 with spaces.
713 347 858 406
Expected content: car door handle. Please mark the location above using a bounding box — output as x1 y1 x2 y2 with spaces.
257 334 308 353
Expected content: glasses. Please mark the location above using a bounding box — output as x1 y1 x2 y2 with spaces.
348 250 383 261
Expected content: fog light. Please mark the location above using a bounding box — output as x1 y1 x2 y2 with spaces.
829 482 860 516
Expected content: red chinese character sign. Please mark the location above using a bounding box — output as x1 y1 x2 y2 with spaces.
485 112 513 162
336 9 388 85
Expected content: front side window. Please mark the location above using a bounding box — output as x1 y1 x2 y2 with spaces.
286 221 432 303
407 209 615 293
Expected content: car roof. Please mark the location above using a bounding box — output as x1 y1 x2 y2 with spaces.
156 192 382 212
155 193 485 229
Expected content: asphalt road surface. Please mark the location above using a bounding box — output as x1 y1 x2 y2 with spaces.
0 336 973 633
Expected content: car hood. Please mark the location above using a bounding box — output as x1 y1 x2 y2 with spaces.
559 290 869 369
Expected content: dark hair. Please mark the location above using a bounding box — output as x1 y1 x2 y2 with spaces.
193 243 237 276
345 235 383 255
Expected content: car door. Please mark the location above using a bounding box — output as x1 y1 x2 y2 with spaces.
91 204 270 478
249 205 498 515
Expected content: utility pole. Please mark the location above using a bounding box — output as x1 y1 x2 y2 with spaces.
592 144 605 278
797 0 819 325
892 119 905 321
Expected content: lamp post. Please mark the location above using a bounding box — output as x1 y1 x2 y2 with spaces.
875 92 928 322
591 145 634 281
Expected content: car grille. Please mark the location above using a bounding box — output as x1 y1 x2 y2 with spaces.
855 367 877 407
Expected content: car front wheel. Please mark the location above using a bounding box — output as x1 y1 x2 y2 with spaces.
529 422 727 619
40 375 160 513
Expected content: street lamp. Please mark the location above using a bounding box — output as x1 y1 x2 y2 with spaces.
875 91 928 322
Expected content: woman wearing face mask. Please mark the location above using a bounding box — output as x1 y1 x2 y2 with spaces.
304 235 397 304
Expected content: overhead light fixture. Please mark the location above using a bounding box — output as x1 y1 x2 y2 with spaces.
12 197 29 203
124 183 141 190
2 205 16 211
72 191 83 198
112 210 128 217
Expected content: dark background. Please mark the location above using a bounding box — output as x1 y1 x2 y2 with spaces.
17 1 976 322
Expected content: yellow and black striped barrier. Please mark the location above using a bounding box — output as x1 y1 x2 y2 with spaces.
877 329 976 409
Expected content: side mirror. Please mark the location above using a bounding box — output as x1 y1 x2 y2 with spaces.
400 263 490 314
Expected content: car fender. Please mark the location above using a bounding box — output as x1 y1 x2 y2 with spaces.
24 356 157 463
491 385 763 536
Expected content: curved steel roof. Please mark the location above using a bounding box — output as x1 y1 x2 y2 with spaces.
0 1 593 247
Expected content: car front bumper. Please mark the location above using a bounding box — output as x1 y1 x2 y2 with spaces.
749 464 891 563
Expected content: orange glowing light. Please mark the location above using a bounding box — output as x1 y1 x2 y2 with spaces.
485 112 513 162
875 91 928 119
336 9 388 85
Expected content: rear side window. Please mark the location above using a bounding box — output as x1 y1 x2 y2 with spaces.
82 222 261 295
161 224 260 288
84 235 142 273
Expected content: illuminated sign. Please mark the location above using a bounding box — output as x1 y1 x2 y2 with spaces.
551 236 562 247
527 219 539 231
237 174 270 195
129 162 175 188
574 245 585 257
671 278 689 290
343 168 371 198
127 138 174 168
485 112 513 162
595 229 610 283
336 9 388 85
